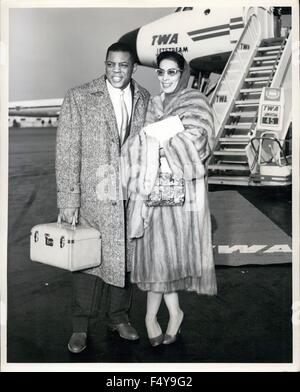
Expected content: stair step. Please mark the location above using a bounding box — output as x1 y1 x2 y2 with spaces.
230 111 257 117
223 159 248 163
248 69 273 74
208 175 252 185
257 45 282 51
254 55 278 61
249 65 274 71
219 137 250 144
213 150 246 156
208 163 249 171
219 133 250 141
235 99 260 106
222 148 246 152
220 135 250 140
240 88 263 93
245 76 269 82
245 81 269 85
252 60 278 65
225 123 252 129
260 38 286 46
257 50 280 55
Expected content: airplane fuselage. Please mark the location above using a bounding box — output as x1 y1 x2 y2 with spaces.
119 6 275 74
9 98 63 118
138 7 244 71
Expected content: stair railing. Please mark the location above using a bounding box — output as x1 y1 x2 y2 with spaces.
209 14 262 142
269 31 292 143
248 34 289 138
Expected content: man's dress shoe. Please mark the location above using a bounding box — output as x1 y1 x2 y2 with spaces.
68 332 87 353
108 322 139 341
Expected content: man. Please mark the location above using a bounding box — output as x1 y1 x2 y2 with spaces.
56 42 150 353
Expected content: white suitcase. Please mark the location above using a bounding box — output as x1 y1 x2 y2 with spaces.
30 218 101 272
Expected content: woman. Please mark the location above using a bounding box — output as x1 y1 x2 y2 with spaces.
122 51 217 346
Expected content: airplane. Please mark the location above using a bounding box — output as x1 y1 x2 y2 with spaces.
120 6 249 82
9 6 290 121
119 6 290 91
9 98 62 118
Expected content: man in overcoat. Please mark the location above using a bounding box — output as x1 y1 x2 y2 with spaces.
56 42 150 353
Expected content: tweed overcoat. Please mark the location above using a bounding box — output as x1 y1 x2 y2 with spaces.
56 75 150 287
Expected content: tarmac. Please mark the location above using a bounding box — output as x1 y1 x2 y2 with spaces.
6 127 293 365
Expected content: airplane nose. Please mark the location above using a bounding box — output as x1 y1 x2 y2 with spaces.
118 28 140 63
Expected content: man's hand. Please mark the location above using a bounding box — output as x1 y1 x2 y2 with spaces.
59 208 78 224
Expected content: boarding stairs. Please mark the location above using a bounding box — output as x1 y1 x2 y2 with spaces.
208 12 292 186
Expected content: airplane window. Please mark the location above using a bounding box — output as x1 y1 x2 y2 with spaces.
204 9 211 15
183 7 193 11
175 7 182 12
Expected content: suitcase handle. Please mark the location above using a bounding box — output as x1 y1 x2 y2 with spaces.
57 210 78 230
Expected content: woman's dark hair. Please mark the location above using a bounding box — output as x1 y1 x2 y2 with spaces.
156 51 185 70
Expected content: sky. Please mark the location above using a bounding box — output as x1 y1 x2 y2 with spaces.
9 7 173 101
8 4 294 101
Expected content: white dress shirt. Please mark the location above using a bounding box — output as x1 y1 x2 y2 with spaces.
106 79 132 136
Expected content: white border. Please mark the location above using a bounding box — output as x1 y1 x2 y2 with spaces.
1 0 299 373
291 0 300 369
0 0 9 375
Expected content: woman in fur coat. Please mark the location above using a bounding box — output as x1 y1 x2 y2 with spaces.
122 51 217 347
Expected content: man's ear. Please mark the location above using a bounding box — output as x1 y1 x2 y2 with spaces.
132 63 137 74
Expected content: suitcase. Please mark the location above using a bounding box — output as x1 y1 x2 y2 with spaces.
30 217 101 271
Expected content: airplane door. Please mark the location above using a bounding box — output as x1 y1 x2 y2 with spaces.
245 7 275 39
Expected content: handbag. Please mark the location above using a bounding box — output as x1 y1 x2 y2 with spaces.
145 172 185 207
30 214 101 271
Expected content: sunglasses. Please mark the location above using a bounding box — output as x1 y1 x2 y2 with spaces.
155 68 182 77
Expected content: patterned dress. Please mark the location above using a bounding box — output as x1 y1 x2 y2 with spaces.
123 88 217 295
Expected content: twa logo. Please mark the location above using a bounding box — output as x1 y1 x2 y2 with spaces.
151 33 178 46
214 245 292 254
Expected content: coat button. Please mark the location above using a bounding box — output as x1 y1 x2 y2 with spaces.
111 201 117 206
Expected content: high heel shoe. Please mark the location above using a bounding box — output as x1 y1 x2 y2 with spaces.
163 312 184 345
146 317 163 347
149 333 164 347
